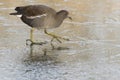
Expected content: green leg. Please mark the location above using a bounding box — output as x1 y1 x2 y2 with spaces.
44 28 69 42
44 28 70 49
26 28 47 57
30 28 34 42
26 28 34 45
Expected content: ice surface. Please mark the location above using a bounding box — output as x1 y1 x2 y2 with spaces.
0 0 120 80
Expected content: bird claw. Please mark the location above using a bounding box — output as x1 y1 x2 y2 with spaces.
51 35 70 43
54 37 70 43
62 38 70 41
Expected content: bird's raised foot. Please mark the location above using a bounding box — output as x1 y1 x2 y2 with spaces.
49 36 70 50
59 37 70 41
26 39 48 46
50 34 70 43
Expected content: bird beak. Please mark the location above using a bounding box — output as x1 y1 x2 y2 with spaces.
67 16 72 20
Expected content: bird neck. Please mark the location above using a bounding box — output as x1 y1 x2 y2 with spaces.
55 14 65 27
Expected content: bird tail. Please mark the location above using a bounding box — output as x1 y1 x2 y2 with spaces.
9 12 22 17
9 12 20 15
10 6 23 15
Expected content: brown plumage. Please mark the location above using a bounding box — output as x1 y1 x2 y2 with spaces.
10 5 71 50
10 5 70 29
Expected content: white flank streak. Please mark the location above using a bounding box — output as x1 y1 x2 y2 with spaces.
27 14 47 19
16 15 22 18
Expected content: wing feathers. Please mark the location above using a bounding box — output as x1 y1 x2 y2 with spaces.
21 5 46 16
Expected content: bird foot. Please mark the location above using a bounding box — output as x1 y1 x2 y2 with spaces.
49 34 70 43
26 39 48 46
50 36 69 50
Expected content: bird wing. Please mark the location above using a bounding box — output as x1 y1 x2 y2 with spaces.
23 5 46 16
19 5 56 19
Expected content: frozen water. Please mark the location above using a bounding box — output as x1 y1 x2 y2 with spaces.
0 0 120 80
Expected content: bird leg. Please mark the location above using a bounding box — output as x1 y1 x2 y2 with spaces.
26 28 34 45
26 28 47 57
26 28 47 46
30 28 34 42
44 28 69 49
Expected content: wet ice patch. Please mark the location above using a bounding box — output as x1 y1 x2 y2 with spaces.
64 0 69 2
0 7 14 10
0 48 11 54
0 16 7 20
0 3 3 5
6 28 19 33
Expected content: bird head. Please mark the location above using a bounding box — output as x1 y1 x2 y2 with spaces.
56 10 72 20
